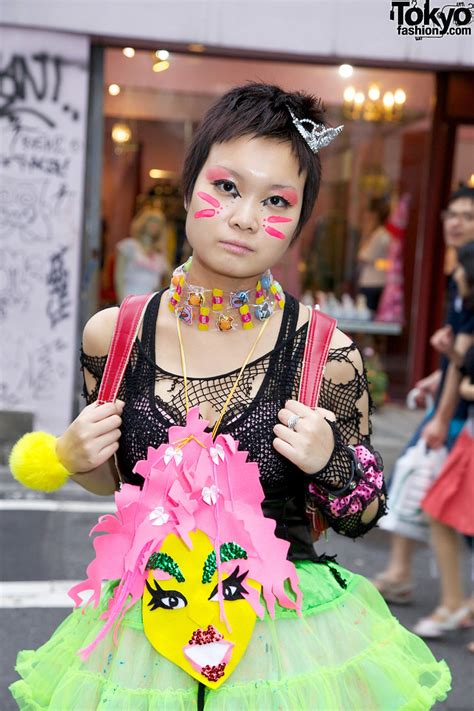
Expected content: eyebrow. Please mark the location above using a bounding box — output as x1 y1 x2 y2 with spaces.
147 552 185 582
202 542 248 584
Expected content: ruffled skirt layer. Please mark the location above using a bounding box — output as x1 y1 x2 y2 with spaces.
10 561 450 710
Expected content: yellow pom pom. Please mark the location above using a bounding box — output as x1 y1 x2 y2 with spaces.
9 432 70 492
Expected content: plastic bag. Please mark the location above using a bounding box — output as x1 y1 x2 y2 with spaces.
379 438 447 542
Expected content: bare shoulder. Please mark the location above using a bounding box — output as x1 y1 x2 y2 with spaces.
329 327 354 351
82 306 119 356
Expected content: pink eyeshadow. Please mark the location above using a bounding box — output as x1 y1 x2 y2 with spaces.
205 167 233 182
278 188 298 206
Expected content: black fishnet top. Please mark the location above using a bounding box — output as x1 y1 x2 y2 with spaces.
81 291 385 561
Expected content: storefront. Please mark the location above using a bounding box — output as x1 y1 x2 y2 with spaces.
1 7 473 432
95 44 473 401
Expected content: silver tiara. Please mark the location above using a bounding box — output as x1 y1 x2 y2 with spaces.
287 107 344 153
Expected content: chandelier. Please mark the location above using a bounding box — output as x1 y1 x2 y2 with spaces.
343 84 406 122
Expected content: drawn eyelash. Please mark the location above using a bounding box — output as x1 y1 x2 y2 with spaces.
145 579 188 611
208 565 249 602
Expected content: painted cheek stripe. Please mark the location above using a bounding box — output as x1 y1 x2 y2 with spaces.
267 216 293 224
194 209 216 219
197 191 221 208
264 226 286 240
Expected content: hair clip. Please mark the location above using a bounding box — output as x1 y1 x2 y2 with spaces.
287 107 344 154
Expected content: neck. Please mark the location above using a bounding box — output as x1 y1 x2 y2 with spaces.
168 256 285 331
186 254 263 294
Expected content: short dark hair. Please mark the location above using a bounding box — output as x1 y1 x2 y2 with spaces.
182 83 328 241
367 197 391 225
448 185 474 206
457 240 474 310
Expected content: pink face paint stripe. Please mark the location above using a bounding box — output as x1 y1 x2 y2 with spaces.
267 216 293 223
194 209 216 218
264 226 286 240
197 191 220 208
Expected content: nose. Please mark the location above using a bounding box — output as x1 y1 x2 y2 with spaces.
229 197 259 234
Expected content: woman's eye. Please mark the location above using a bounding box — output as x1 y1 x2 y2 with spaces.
213 180 239 197
263 195 290 208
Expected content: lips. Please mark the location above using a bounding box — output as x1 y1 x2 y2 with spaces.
184 625 234 680
218 240 254 254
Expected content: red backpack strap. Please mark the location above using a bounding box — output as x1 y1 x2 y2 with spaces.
298 307 337 408
97 293 155 404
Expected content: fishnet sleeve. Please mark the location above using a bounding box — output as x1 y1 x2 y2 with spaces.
308 344 386 538
80 348 107 404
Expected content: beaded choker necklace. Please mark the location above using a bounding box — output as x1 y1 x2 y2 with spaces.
168 257 285 332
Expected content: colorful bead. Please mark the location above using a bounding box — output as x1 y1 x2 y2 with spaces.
270 283 285 309
188 291 204 307
217 314 233 331
261 273 271 290
212 288 224 311
169 276 184 311
177 305 193 324
198 307 210 331
255 302 273 320
255 281 264 304
239 304 253 330
230 291 249 308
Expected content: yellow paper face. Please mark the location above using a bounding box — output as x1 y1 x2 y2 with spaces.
142 530 260 688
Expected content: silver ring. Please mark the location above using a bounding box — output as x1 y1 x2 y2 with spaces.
287 414 301 431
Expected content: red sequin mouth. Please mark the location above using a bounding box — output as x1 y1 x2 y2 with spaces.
184 625 234 681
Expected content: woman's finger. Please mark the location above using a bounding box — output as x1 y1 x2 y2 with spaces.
273 422 299 446
87 401 123 423
283 400 315 417
272 436 300 467
91 414 122 437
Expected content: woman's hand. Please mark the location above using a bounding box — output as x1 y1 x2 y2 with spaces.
273 400 337 474
421 415 448 450
56 400 125 474
430 325 454 356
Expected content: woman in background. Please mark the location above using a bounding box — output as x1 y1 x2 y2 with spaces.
114 207 170 302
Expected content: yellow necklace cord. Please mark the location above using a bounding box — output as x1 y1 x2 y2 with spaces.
211 319 270 438
176 316 190 416
176 314 270 439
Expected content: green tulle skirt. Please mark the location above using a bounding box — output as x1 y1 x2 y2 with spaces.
10 561 450 710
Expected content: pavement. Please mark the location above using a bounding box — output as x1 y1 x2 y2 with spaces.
1 404 473 710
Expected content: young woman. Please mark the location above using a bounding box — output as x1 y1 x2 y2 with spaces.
10 83 450 709
114 207 170 302
415 241 474 638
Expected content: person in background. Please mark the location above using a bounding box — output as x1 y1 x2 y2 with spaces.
357 197 391 314
114 207 170 302
414 242 474 637
374 185 474 605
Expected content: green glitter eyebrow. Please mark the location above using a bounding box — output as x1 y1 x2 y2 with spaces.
146 552 185 582
202 542 248 584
